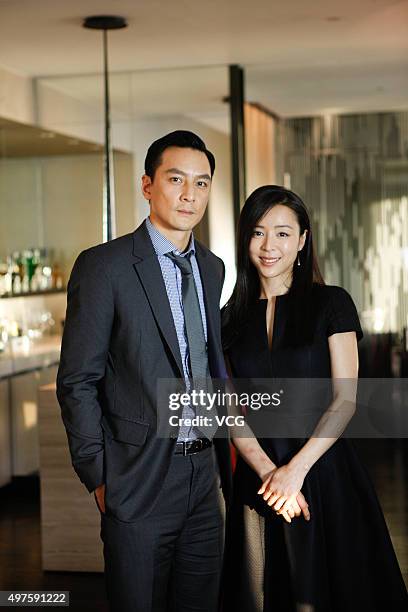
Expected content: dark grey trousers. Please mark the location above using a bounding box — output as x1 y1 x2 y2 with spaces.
100 446 224 612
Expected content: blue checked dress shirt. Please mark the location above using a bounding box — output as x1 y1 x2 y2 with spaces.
145 216 208 441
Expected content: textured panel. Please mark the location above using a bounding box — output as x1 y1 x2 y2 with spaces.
278 112 408 339
38 384 103 572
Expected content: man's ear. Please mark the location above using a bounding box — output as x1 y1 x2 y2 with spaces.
141 174 153 201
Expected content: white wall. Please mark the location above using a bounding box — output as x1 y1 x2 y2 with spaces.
0 66 34 125
0 64 133 152
35 79 134 153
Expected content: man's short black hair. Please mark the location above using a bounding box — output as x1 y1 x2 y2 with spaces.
144 130 215 180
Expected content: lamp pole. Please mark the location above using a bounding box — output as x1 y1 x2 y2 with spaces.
83 15 127 242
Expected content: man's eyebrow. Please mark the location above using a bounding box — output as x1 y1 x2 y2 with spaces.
165 168 211 180
165 168 186 176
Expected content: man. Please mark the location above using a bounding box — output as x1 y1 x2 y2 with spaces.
56 131 232 611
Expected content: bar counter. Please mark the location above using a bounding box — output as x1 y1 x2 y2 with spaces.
0 335 61 379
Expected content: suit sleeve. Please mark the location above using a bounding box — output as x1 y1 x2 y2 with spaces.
56 249 114 493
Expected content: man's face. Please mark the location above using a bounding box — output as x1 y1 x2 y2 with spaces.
142 146 212 233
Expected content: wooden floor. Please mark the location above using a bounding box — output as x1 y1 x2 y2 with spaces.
0 440 406 610
0 477 108 611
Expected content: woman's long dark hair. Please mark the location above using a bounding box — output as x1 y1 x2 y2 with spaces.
222 185 325 349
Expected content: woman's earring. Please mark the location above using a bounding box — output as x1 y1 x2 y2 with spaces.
297 253 301 267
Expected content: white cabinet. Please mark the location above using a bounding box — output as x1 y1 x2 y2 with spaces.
0 379 11 487
10 365 58 476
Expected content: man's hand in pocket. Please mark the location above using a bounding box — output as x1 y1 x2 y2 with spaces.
94 483 106 514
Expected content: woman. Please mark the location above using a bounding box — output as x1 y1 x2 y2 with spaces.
222 186 407 612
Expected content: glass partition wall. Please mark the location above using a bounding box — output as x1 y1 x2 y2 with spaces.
35 64 235 302
276 113 408 378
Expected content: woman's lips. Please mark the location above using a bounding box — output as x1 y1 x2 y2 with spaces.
259 256 281 266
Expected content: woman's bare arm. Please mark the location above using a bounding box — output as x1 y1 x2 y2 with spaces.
259 331 359 513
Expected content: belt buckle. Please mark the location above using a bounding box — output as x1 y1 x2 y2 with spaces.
184 439 203 455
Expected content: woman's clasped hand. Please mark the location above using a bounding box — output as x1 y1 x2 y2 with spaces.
258 463 310 523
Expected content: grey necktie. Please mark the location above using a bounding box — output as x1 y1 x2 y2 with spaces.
166 252 217 439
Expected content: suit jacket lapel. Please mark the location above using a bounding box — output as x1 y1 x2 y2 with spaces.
132 222 184 377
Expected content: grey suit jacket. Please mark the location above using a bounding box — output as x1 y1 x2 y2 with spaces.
56 220 232 522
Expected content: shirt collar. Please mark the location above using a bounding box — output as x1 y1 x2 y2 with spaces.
146 216 196 257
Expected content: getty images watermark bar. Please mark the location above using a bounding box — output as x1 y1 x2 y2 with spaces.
155 378 408 439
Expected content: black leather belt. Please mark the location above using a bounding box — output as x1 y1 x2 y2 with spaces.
174 438 212 456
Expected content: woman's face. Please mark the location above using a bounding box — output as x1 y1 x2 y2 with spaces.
248 204 307 281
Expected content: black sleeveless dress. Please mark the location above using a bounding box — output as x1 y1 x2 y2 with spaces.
223 284 407 612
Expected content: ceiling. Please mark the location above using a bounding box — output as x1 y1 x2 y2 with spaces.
39 67 229 120
38 66 231 135
0 0 407 117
